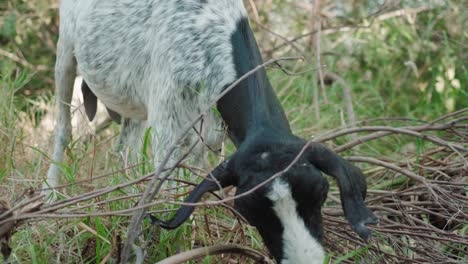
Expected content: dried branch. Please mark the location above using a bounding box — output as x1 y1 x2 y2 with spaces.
155 244 273 264
312 115 468 153
1 107 466 263
0 48 48 72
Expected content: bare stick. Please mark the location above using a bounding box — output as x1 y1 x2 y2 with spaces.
0 48 48 72
309 0 321 53
345 156 437 198
246 0 260 22
315 15 328 104
311 119 468 153
155 244 273 264
323 71 356 130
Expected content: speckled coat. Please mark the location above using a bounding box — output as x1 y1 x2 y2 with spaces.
46 0 249 188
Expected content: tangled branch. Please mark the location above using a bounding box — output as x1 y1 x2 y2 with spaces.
1 109 466 263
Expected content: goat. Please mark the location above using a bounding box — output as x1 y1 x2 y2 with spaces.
47 1 377 263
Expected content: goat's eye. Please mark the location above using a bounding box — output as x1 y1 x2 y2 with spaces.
260 152 270 159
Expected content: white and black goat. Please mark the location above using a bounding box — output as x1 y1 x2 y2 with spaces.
47 1 377 263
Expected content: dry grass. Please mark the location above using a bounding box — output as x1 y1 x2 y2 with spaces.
1 109 467 263
1 0 467 263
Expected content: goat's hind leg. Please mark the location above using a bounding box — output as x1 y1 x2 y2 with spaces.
43 39 76 195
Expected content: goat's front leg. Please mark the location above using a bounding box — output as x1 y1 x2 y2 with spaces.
43 39 76 196
115 118 148 167
306 143 378 240
148 108 204 184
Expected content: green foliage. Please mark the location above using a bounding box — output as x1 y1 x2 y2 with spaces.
0 12 16 38
0 0 57 113
1 0 466 263
333 245 370 263
0 62 32 171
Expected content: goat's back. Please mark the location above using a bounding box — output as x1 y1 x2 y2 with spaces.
60 0 247 120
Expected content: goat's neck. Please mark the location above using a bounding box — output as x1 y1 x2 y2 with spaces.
217 74 291 146
217 18 292 147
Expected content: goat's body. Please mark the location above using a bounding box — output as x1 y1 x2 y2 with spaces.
48 1 377 262
47 0 250 183
67 0 234 119
65 0 247 145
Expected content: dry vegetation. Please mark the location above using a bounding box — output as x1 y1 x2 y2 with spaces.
0 0 467 263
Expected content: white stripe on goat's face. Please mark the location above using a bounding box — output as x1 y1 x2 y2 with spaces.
268 179 325 264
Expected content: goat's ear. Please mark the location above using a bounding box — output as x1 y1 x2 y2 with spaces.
306 143 378 240
151 160 235 229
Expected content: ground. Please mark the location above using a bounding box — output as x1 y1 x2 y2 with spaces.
0 0 467 263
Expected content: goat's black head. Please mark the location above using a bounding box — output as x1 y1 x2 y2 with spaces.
152 137 377 263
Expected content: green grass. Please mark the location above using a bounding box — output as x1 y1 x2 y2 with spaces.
1 0 467 263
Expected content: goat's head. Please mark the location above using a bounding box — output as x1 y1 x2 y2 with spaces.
152 138 377 263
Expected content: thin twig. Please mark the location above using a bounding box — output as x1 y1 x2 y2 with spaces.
155 243 273 264
0 48 48 71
